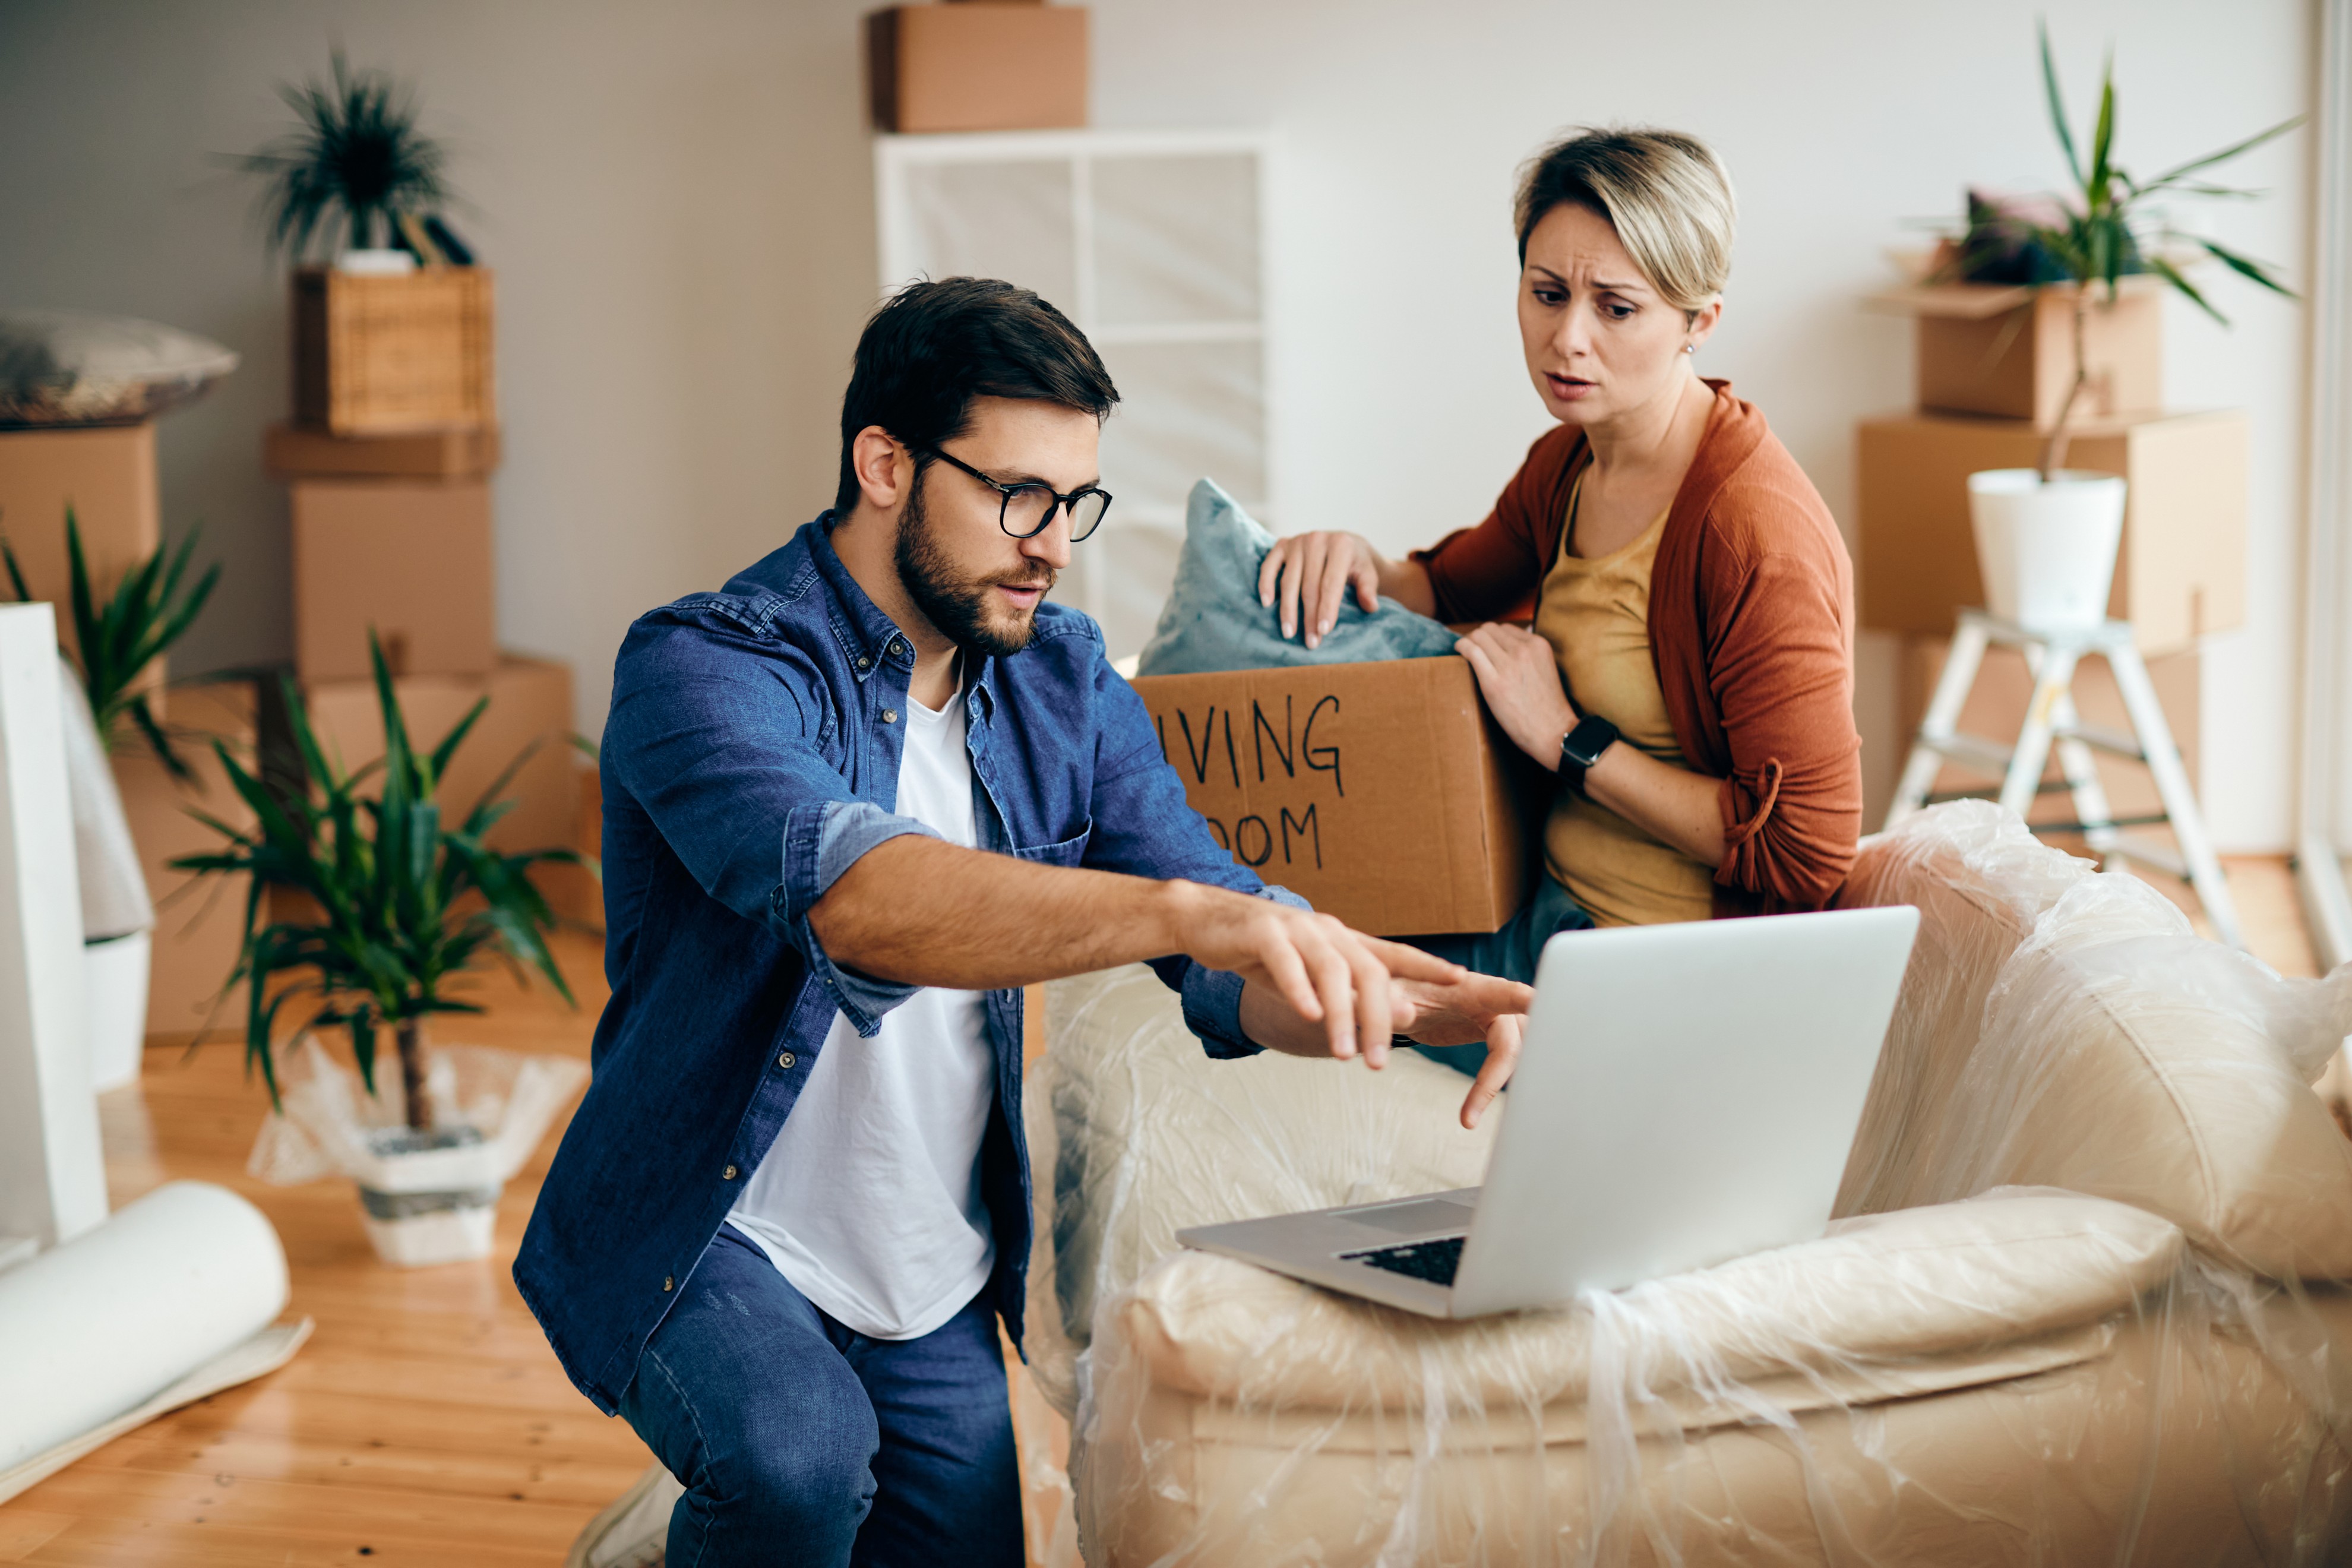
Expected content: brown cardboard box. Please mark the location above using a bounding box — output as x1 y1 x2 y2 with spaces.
0 423 162 690
867 4 1088 133
1894 632 2198 842
301 655 576 858
290 478 498 682
534 761 605 930
1128 657 1537 937
115 678 257 1041
1877 280 2163 426
1857 409 2246 657
266 421 501 480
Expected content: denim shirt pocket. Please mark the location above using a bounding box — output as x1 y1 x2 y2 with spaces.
1004 820 1092 870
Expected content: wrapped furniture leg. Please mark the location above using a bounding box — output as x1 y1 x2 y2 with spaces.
1032 802 2352 1564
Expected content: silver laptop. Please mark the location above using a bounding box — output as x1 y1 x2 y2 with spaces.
1178 905 1920 1318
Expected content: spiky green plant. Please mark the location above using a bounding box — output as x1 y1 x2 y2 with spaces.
1950 26 2299 479
172 635 578 1128
239 49 449 260
3 506 220 779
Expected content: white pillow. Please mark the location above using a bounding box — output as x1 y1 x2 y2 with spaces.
0 310 238 427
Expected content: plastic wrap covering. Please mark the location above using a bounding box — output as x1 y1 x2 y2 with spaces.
248 1035 585 1193
1835 801 2352 1278
1028 802 2352 1564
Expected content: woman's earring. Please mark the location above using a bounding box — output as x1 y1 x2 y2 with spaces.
1683 343 1696 355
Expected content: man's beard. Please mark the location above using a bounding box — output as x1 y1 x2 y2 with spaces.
894 467 1057 660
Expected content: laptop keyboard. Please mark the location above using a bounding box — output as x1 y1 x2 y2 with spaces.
1341 1235 1465 1286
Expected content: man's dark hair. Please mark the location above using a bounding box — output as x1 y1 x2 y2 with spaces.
835 277 1118 515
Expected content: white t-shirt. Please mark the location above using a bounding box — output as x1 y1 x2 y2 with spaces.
725 682 997 1340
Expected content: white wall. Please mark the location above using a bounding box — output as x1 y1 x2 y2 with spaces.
0 0 2313 848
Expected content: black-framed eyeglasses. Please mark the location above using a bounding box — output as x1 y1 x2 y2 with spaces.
921 446 1114 542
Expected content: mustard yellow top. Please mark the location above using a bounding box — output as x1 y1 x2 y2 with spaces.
1534 478 1716 927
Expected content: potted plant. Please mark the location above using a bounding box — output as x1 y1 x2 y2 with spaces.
1945 26 2296 634
4 508 220 1090
173 638 585 1266
239 49 450 273
239 52 492 435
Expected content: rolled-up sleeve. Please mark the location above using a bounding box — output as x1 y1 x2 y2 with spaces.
1706 551 1864 911
1175 883 1311 1057
606 613 937 1037
789 801 941 1033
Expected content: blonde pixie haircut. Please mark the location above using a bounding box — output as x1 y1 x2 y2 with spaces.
1515 128 1736 319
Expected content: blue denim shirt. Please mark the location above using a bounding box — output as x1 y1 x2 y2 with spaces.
514 515 1295 1414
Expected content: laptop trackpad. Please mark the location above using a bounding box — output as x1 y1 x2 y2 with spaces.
1346 1197 1478 1235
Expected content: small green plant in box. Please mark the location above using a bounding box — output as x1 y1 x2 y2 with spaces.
173 636 579 1130
1939 24 2298 478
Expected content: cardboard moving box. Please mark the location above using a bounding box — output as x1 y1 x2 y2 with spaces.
290 478 498 683
1857 409 2246 657
1874 280 2163 426
867 4 1088 133
1128 657 1536 937
267 421 502 480
116 678 257 1041
299 655 577 858
0 422 163 691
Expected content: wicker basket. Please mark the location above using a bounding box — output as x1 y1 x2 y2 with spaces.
291 267 495 435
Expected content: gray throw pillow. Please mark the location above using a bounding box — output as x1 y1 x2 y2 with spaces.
1134 479 1460 677
0 310 239 428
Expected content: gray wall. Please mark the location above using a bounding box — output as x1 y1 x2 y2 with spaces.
0 0 2315 846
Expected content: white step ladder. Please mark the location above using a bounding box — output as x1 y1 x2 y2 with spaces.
1884 609 2242 949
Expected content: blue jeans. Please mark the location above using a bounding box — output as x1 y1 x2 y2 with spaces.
1405 872 1594 1077
616 1225 1022 1568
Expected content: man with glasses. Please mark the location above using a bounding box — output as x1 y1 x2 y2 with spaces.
520 277 1529 1568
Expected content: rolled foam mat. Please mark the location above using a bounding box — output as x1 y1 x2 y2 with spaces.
0 1181 289 1470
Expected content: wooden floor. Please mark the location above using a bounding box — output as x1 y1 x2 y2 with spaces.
0 856 2325 1565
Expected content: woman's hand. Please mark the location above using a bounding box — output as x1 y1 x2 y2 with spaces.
1455 623 1576 770
1390 969 1532 1131
1257 531 1384 649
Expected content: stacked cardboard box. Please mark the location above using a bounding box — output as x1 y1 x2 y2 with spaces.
267 422 600 928
1860 283 2243 834
866 2 1089 133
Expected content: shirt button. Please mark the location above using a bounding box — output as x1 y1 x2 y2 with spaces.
889 640 905 657
881 709 898 725
723 1164 739 1180
856 655 871 670
662 1276 674 1292
777 1051 796 1070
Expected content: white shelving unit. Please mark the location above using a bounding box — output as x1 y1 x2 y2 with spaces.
875 128 1275 659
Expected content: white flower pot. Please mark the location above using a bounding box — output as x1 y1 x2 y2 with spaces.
1966 469 2127 635
335 248 416 276
355 1128 502 1267
245 1037 587 1268
84 930 151 1093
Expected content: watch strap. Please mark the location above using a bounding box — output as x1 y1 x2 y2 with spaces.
1558 713 1620 798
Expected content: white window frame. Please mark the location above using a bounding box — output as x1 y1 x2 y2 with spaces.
2298 0 2352 967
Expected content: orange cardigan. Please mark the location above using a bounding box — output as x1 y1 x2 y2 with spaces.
1412 381 1863 916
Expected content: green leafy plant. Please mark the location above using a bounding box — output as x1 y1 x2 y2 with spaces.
239 49 450 260
3 506 220 779
173 636 578 1129
1942 24 2298 479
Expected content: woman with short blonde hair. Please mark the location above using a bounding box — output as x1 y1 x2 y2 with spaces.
1260 127 1861 1065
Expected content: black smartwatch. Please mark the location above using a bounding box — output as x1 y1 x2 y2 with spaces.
1557 713 1620 798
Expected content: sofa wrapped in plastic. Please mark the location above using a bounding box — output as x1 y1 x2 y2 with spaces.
1025 801 2352 1564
